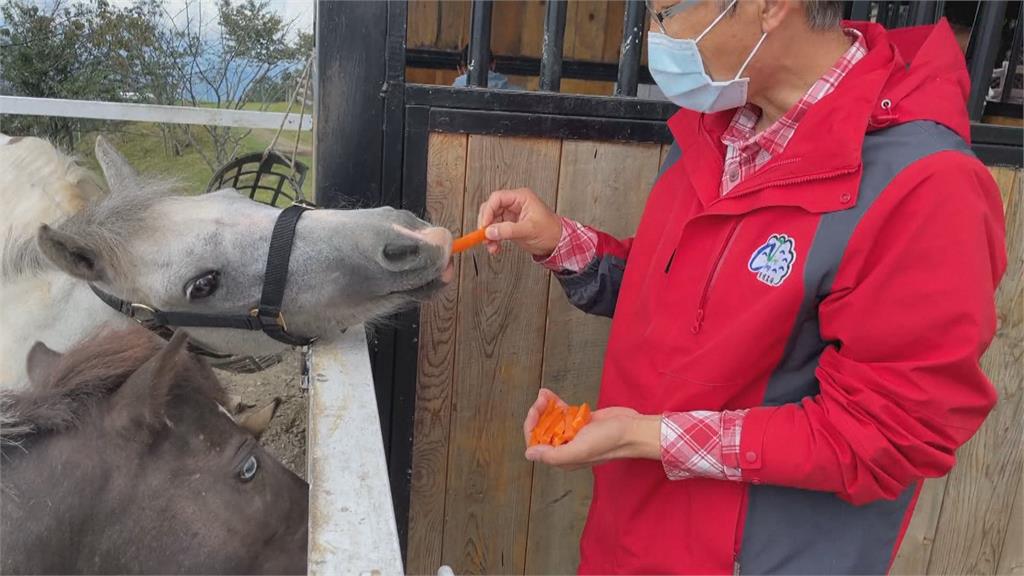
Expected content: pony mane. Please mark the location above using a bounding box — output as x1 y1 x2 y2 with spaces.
0 326 226 453
0 135 182 281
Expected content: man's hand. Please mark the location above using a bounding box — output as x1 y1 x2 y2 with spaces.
477 188 562 257
522 388 662 470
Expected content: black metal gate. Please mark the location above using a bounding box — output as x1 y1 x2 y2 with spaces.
314 0 1023 561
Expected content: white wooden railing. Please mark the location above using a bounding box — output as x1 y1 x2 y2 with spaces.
0 96 313 131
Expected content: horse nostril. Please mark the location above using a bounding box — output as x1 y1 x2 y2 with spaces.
382 241 421 264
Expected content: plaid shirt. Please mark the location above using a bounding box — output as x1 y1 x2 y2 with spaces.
537 30 867 482
721 29 867 194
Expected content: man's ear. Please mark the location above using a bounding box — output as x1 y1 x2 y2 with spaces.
36 224 109 283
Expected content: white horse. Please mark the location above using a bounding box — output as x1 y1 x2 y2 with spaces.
0 134 454 388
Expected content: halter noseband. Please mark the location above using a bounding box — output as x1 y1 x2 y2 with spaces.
91 203 317 349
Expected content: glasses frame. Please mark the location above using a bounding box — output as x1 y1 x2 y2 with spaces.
645 0 699 34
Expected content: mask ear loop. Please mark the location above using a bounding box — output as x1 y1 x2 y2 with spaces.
734 31 768 80
696 0 739 43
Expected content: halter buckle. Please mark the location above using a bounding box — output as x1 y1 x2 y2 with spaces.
250 308 288 332
128 303 159 325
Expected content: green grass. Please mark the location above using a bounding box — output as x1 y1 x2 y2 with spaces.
70 107 314 201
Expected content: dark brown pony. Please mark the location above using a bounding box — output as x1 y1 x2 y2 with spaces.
0 327 307 574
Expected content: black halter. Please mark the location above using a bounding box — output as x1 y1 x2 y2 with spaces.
91 204 317 349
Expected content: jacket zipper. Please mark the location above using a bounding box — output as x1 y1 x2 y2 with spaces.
691 220 741 335
723 165 860 200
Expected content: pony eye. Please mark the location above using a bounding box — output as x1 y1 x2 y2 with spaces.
239 455 259 482
185 271 220 300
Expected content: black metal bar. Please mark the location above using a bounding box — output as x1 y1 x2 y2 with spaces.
1002 17 1022 103
429 107 672 144
849 1 872 21
468 0 493 87
405 84 677 121
907 1 936 27
407 48 656 84
969 123 1024 167
539 0 568 92
967 0 1008 121
615 0 646 97
315 0 387 209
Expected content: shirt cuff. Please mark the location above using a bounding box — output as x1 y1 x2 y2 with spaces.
534 217 598 273
661 409 748 482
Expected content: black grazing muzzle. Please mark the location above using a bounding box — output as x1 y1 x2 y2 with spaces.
91 204 317 350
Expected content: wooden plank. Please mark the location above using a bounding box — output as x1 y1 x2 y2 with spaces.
408 133 469 575
492 0 524 56
407 0 440 48
890 477 949 574
525 140 662 574
307 326 403 575
927 168 1024 574
519 0 547 58
997 468 1024 575
559 78 615 96
570 1 610 62
437 0 471 50
602 0 626 63
442 135 562 574
562 0 580 59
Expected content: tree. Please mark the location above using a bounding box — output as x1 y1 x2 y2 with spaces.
0 0 180 147
167 0 309 171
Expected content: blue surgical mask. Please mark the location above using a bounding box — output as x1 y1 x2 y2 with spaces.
647 0 767 113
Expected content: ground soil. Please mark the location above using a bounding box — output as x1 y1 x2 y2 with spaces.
217 349 309 480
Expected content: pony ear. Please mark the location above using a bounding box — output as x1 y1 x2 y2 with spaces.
26 341 63 387
236 398 281 440
108 332 189 437
95 135 139 195
37 224 109 283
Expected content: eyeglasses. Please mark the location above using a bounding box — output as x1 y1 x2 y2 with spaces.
645 0 699 34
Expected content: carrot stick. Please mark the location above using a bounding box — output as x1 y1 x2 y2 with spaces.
452 228 488 253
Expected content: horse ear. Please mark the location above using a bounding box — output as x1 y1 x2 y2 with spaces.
95 135 138 195
236 398 281 440
108 332 189 437
37 224 109 283
26 341 62 387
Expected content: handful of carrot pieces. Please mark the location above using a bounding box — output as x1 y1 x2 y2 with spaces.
529 400 592 447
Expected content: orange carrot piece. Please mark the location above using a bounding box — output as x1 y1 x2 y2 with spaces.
532 401 561 444
571 403 591 432
451 228 488 253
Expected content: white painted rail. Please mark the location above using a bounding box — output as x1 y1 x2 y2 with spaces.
0 96 313 131
306 326 404 576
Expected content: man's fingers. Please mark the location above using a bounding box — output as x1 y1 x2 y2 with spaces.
477 190 525 230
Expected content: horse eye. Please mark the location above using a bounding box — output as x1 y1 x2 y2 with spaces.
239 455 259 482
185 271 220 300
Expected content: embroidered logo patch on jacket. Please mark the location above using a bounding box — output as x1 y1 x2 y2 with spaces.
748 234 797 287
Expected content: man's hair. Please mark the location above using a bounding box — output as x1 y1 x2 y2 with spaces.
722 0 844 31
804 0 844 30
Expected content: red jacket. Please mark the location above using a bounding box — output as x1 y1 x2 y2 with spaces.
558 21 1006 574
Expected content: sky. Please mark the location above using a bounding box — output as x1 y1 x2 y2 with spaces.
17 0 316 39
156 0 315 35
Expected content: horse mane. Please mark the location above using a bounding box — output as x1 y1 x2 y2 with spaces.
0 326 227 452
0 135 181 282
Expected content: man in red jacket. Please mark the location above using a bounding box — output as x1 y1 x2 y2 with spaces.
477 0 1006 573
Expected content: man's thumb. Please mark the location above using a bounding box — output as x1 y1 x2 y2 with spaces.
486 221 526 241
